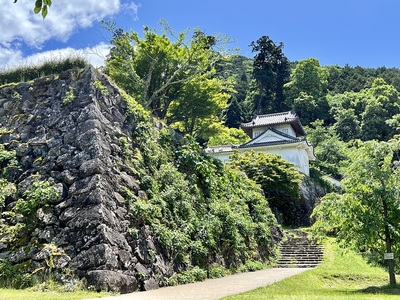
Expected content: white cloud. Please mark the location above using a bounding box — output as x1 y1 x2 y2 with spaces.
0 43 111 70
0 0 122 47
0 1 140 71
122 1 141 20
0 47 24 69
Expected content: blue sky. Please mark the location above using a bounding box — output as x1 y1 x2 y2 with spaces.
1 0 400 69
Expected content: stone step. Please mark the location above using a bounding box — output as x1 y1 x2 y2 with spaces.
281 250 323 254
275 263 319 268
277 258 323 262
279 254 323 258
282 244 322 249
274 230 324 269
280 249 323 252
277 256 323 261
281 244 321 246
281 244 322 247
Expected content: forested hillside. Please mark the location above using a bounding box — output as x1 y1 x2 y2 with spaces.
100 21 400 178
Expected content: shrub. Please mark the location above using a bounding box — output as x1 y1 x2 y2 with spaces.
0 259 33 289
176 267 207 284
227 151 303 226
13 180 59 217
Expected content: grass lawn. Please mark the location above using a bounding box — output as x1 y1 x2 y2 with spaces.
0 288 112 300
222 239 400 300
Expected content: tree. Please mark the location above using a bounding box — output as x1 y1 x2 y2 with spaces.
223 96 244 128
305 120 348 179
249 36 291 114
285 58 330 125
361 78 400 141
312 140 400 285
206 123 249 146
332 108 361 142
227 151 303 226
14 0 52 18
214 55 253 126
104 21 227 120
329 78 400 142
286 58 328 99
167 75 229 137
327 64 400 95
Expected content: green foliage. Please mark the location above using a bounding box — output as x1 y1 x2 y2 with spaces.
226 151 303 226
104 20 236 143
122 114 280 280
0 288 111 300
62 86 75 105
208 264 229 278
329 78 400 142
13 180 59 217
0 129 18 210
93 80 109 97
176 266 207 284
207 123 250 146
284 58 330 125
332 108 361 141
0 178 62 290
0 179 16 210
312 140 400 283
167 75 230 137
119 88 150 124
104 20 230 120
223 96 245 128
1 179 59 251
0 56 87 85
249 36 291 114
0 259 33 289
239 260 265 272
0 146 17 179
13 0 52 18
216 55 253 126
287 58 329 99
33 0 52 18
327 64 400 95
305 120 348 178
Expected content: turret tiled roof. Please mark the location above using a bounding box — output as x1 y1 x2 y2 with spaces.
241 111 306 136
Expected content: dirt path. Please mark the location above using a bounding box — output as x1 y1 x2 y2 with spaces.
86 267 310 300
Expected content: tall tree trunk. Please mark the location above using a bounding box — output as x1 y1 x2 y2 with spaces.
382 196 396 285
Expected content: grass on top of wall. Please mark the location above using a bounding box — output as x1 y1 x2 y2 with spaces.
0 55 88 85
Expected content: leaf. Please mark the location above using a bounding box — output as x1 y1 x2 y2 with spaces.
33 6 41 14
34 0 42 9
41 5 48 18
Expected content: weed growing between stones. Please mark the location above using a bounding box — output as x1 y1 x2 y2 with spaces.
63 86 76 105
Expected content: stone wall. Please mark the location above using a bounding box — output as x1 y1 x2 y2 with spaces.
0 66 169 292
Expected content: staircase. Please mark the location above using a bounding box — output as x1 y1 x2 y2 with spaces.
275 230 323 268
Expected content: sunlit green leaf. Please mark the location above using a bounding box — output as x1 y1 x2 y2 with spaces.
33 6 41 14
41 5 48 18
